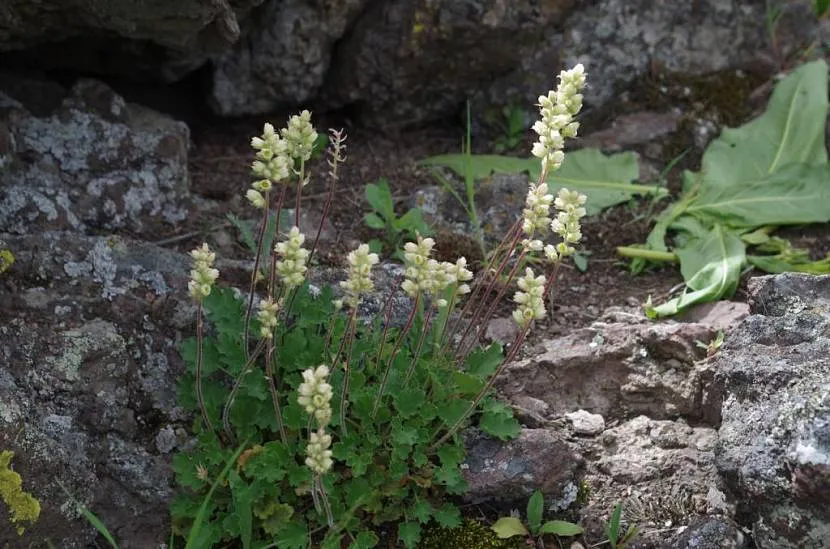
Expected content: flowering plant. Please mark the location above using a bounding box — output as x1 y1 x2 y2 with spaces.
172 66 588 548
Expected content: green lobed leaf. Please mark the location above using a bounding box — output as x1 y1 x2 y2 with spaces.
365 179 395 220
275 520 309 549
243 442 289 483
538 520 584 537
410 500 433 524
479 399 521 440
437 400 472 428
393 388 426 418
398 522 422 549
434 502 462 528
491 516 529 539
349 531 380 549
364 212 386 229
228 471 254 549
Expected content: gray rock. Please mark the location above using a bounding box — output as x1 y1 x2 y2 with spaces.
0 79 191 236
566 409 605 435
323 0 578 126
580 111 682 151
678 301 750 333
663 517 747 549
498 317 716 421
712 274 830 549
485 317 518 345
462 428 584 509
210 0 368 115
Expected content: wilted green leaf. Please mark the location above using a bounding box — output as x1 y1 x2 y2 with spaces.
491 516 529 539
538 520 584 537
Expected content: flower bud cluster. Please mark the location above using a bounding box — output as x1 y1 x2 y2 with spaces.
275 227 310 288
305 428 333 475
521 182 554 249
248 123 292 208
256 298 282 339
401 236 438 298
545 188 587 261
441 257 474 300
188 243 219 301
298 365 333 427
339 243 379 309
512 268 547 329
298 365 334 475
531 64 586 173
281 110 318 165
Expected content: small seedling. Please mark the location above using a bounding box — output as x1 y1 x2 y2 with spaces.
491 490 583 544
363 178 431 259
605 502 638 549
696 330 724 357
486 103 527 154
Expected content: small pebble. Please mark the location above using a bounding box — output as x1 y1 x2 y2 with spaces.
565 409 606 435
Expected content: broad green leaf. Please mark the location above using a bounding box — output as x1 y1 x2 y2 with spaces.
526 491 544 534
254 501 294 536
685 163 830 228
491 516 529 539
398 521 422 549
694 59 828 191
648 225 745 317
421 149 664 215
396 208 431 235
437 400 471 428
365 180 395 219
410 500 434 523
436 444 465 468
538 520 584 537
393 388 426 418
364 212 386 229
748 254 830 274
452 371 485 396
435 464 467 494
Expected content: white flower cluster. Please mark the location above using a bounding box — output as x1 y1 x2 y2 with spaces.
338 243 379 309
298 365 333 426
188 243 219 301
531 64 586 173
256 298 281 339
248 123 291 208
282 110 318 166
298 365 334 475
544 188 587 262
512 268 547 328
275 226 310 288
521 182 554 250
400 237 473 308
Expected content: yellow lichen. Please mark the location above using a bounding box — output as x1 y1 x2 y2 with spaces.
0 249 14 274
0 450 41 535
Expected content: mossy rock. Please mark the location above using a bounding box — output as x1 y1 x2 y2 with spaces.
418 519 528 549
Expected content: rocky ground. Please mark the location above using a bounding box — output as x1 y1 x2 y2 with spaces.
1 1 830 548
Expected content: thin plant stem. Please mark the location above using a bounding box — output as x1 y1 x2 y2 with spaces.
429 323 529 451
404 305 434 384
264 339 288 444
294 158 305 227
372 293 420 418
307 129 345 267
221 339 267 442
243 190 271 358
334 309 359 434
267 186 290 299
195 302 217 440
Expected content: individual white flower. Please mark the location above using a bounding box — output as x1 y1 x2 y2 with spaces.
188 243 219 301
282 110 318 164
511 268 547 329
340 243 379 308
298 365 333 427
532 64 587 173
275 226 310 288
246 189 266 209
256 298 281 339
305 427 333 474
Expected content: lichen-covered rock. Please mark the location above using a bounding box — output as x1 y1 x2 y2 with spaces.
712 273 830 549
210 0 369 115
462 428 584 509
0 78 190 236
0 232 194 548
663 516 747 549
